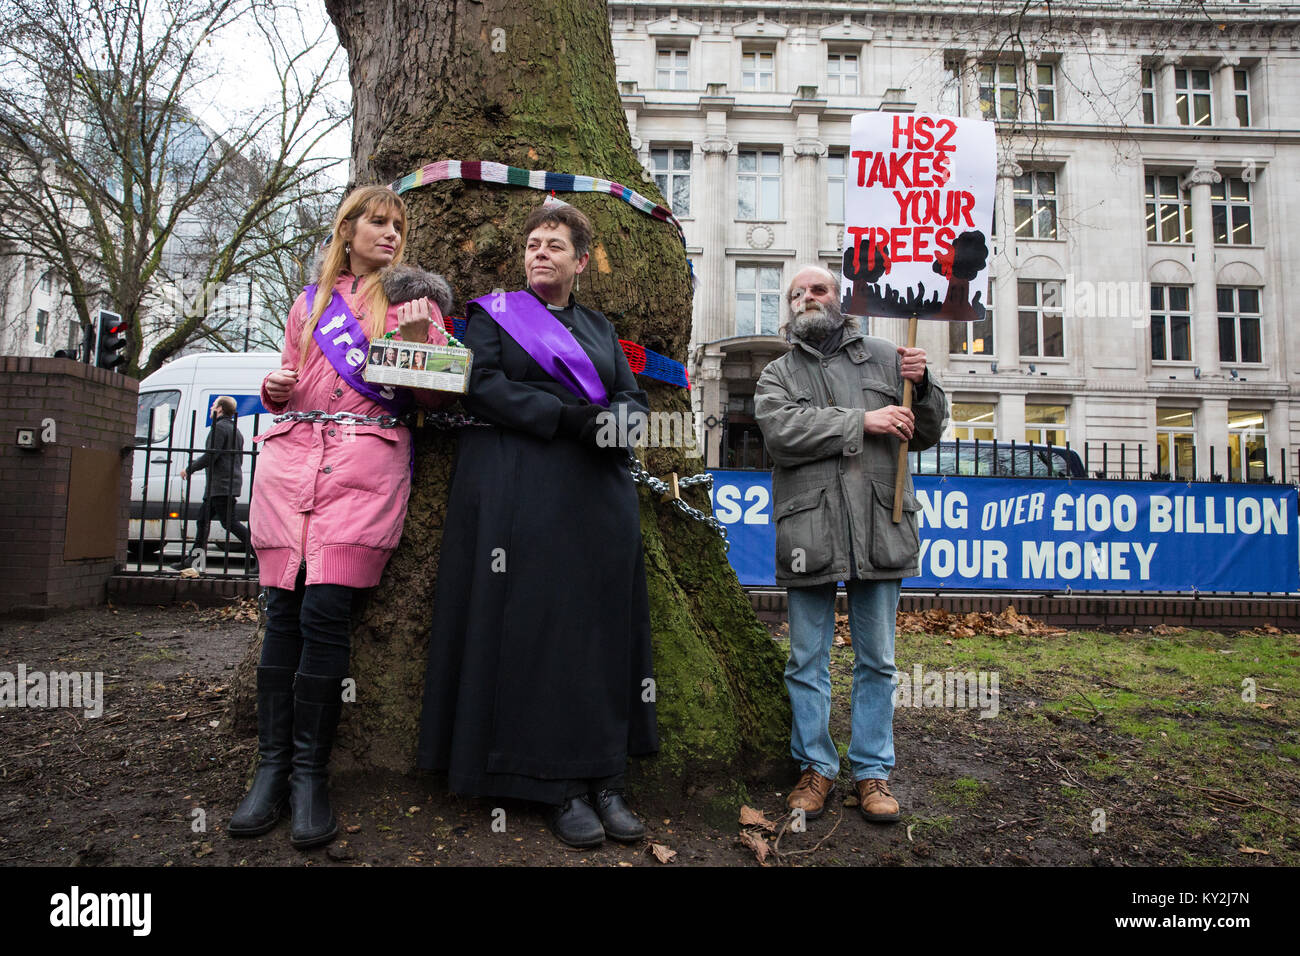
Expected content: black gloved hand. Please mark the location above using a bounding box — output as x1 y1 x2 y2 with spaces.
557 402 605 449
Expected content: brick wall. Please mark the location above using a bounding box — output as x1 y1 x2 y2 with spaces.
0 357 138 617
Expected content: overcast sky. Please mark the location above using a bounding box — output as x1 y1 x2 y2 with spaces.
186 0 354 184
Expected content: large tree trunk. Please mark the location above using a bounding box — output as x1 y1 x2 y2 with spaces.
292 0 789 795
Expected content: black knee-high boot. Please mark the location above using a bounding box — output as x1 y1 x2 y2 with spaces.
228 665 296 836
289 672 343 850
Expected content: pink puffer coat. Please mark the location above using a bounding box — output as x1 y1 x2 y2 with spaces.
251 269 452 589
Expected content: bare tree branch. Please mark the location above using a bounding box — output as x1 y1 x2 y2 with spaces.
0 0 347 375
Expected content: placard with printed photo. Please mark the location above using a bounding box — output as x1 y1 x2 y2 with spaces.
364 341 473 394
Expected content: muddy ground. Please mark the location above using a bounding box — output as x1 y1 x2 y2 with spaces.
1 601 1295 867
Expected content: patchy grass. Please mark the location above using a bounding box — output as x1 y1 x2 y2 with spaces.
884 624 1300 865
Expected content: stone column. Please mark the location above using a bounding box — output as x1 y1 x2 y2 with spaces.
792 138 825 264
696 346 726 467
1181 161 1221 377
994 156 1022 373
700 127 732 345
1201 397 1230 480
963 53 982 119
1158 61 1179 125
1216 57 1241 128
1266 401 1288 481
1001 392 1026 445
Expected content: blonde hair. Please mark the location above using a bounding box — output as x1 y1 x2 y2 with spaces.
296 185 409 364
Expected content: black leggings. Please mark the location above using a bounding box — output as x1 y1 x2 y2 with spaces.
260 568 355 677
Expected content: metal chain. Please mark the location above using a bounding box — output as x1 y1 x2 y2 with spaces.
273 409 405 429
275 410 722 543
625 454 729 550
418 410 494 430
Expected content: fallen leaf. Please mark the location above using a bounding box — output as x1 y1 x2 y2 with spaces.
194 843 213 858
1238 846 1269 855
738 830 769 864
739 805 776 831
649 843 676 864
346 825 361 834
165 712 188 721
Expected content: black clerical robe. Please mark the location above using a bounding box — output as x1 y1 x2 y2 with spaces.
416 288 659 802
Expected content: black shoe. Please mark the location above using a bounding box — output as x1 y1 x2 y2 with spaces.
165 548 201 572
590 788 645 843
228 666 295 837
288 673 344 850
546 796 605 848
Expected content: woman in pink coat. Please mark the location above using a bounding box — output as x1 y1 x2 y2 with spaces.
230 185 454 850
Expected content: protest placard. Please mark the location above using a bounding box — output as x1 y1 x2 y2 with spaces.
840 112 996 520
841 112 996 322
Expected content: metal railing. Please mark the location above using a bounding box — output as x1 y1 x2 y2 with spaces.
126 406 264 577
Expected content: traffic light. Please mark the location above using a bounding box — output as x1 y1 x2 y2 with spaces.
96 310 128 371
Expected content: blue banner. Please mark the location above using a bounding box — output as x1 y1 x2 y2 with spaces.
709 471 1299 593
205 393 268 426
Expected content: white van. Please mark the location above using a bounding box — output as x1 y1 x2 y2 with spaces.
130 352 280 566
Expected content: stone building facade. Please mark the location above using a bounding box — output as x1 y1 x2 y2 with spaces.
611 1 1300 480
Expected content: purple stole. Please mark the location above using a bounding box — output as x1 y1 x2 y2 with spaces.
306 284 410 415
471 290 609 407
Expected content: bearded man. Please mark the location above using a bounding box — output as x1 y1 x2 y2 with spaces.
754 265 947 825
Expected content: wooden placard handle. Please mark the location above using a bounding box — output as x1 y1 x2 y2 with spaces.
892 315 919 523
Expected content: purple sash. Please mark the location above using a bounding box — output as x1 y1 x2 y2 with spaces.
306 284 410 416
472 290 609 407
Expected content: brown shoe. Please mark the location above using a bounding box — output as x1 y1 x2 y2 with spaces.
856 778 900 823
787 768 836 820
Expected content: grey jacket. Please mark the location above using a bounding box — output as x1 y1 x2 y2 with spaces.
188 415 244 498
754 329 947 587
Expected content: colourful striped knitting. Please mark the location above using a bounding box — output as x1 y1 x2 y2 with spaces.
389 160 691 268
440 315 689 390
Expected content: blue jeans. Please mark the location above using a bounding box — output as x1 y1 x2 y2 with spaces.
785 578 900 782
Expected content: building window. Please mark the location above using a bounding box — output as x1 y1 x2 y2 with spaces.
1036 64 1056 120
735 264 782 336
1025 404 1067 446
826 53 858 95
949 282 993 356
1210 176 1252 245
38 271 53 294
1018 280 1064 357
656 47 688 90
826 151 846 223
1141 67 1157 124
1150 286 1192 362
1013 170 1058 239
951 402 997 442
737 149 781 219
650 148 691 217
1156 408 1196 480
1217 287 1262 365
1174 67 1212 126
1144 174 1193 244
34 308 49 345
939 57 962 115
1234 69 1251 126
979 62 1019 120
1228 409 1268 481
741 49 774 92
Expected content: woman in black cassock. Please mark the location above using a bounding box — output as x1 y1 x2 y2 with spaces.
417 202 657 848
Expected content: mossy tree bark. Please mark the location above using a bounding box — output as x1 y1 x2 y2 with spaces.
252 0 792 793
